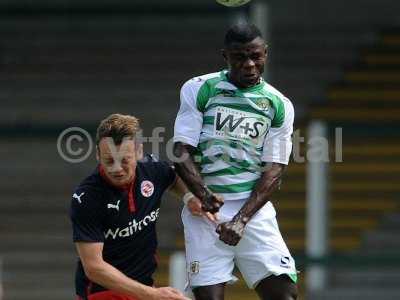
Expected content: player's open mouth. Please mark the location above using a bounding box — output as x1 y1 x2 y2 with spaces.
244 74 257 79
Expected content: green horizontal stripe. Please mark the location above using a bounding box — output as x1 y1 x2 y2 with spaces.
208 179 258 193
201 154 258 169
202 165 250 177
206 103 266 117
198 139 262 153
203 116 214 125
205 97 243 110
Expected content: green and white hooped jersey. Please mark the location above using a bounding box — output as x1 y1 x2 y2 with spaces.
174 70 294 201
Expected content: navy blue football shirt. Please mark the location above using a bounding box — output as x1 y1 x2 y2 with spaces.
69 155 176 298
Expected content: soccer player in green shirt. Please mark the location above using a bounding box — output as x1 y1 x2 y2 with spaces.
173 23 298 300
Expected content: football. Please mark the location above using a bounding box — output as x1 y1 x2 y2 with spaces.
216 0 252 7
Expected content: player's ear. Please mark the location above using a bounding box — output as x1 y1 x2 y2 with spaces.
136 143 143 160
96 146 100 162
221 48 227 62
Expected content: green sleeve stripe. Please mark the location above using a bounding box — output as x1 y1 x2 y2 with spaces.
208 179 258 193
196 83 210 112
270 98 285 128
197 76 224 112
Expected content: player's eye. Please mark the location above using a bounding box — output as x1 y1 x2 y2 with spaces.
232 53 245 60
251 52 264 60
105 159 114 165
121 157 132 165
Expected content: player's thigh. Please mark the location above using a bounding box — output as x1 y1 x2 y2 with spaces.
182 206 236 288
193 283 226 300
234 203 297 289
255 274 298 300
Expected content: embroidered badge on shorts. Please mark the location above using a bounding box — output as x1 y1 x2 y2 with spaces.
141 180 154 197
190 261 200 274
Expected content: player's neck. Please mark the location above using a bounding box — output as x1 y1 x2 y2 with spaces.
226 73 261 89
98 164 135 190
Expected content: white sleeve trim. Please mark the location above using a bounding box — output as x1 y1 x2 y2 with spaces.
261 98 294 165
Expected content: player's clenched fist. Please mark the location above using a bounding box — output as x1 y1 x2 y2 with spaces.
147 287 191 300
201 188 224 214
187 197 219 223
216 218 247 246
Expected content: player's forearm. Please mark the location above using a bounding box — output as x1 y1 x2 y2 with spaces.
85 261 152 299
167 176 189 199
173 142 209 199
233 163 286 223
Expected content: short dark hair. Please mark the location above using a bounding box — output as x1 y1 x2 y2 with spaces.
96 113 141 146
224 22 263 47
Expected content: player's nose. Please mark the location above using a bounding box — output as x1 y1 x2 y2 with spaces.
243 57 256 68
110 163 124 173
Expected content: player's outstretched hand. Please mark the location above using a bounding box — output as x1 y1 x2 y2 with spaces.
148 287 191 300
216 218 246 246
187 197 219 224
201 191 224 214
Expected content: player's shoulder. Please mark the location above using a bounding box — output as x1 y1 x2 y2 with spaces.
263 82 291 102
70 181 106 223
180 71 226 111
138 153 158 168
71 171 105 208
262 82 294 112
137 154 175 189
181 71 222 90
138 154 172 173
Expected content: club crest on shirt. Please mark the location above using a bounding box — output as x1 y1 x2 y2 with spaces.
254 97 270 111
141 180 154 197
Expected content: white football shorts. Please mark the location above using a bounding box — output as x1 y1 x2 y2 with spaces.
182 199 297 289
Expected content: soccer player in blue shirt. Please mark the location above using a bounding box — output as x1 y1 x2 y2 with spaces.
70 114 215 300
